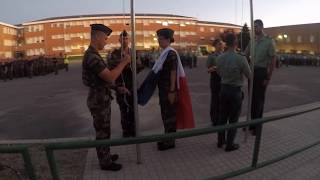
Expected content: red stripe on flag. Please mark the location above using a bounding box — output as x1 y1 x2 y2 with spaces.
176 77 195 129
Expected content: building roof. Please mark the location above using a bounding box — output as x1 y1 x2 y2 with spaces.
197 20 241 28
32 13 194 22
266 22 320 29
0 21 20 29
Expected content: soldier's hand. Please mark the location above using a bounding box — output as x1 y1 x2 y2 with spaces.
117 86 131 95
207 66 217 73
123 54 131 64
168 92 177 105
263 79 270 87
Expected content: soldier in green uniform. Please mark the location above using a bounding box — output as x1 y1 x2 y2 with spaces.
245 19 276 135
82 24 131 171
207 39 224 126
216 33 251 151
107 30 143 137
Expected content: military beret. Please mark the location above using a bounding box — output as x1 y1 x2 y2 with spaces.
90 24 112 36
156 28 174 39
120 30 128 37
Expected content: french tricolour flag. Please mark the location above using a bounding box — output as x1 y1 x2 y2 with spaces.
138 46 195 129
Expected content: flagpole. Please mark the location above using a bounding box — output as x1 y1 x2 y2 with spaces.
245 0 255 142
130 0 142 164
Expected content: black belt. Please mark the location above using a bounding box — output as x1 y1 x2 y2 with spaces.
221 84 241 90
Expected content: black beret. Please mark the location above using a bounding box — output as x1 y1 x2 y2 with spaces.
156 28 174 39
90 24 112 36
120 30 128 37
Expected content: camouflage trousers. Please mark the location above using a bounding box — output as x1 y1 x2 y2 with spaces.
87 88 112 166
159 97 177 145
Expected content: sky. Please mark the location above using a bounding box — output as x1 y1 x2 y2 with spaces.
0 0 319 27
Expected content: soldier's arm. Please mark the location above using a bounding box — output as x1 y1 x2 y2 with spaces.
99 55 131 84
167 51 178 92
242 56 251 79
267 40 276 80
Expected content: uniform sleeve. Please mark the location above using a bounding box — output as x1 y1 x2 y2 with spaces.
87 55 107 75
167 50 178 71
107 50 120 69
207 55 215 68
244 42 251 56
241 56 251 78
268 39 276 57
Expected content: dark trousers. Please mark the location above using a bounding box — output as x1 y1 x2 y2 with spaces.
210 78 221 126
250 67 268 131
116 93 135 137
218 85 243 147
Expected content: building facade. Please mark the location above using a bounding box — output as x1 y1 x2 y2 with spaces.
0 22 19 58
1 14 241 57
265 23 320 55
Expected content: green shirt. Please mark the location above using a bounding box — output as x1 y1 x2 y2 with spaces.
217 51 251 87
245 35 276 68
207 52 222 68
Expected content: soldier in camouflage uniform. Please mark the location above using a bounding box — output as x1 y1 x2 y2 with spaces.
82 24 131 171
108 30 143 137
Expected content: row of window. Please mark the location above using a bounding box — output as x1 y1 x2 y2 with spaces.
0 51 13 58
25 25 44 32
2 27 17 35
51 33 90 40
49 19 196 28
3 39 17 46
199 27 224 33
52 45 89 52
277 34 317 43
26 48 45 56
26 36 44 44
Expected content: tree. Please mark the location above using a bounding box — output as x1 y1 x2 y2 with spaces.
238 23 250 52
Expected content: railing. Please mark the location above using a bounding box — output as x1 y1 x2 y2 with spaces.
1 105 320 180
0 144 36 180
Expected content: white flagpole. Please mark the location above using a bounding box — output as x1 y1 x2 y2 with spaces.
245 0 255 142
130 0 142 164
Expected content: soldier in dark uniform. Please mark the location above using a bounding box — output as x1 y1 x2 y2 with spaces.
82 24 131 171
0 60 6 81
207 39 224 126
155 28 179 151
52 56 58 75
6 59 13 80
216 33 251 151
245 19 276 135
107 30 142 137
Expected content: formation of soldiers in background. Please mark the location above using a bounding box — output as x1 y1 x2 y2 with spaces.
0 54 69 82
277 53 320 67
136 48 198 69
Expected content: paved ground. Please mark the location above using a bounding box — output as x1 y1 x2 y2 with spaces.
0 57 320 140
84 102 320 180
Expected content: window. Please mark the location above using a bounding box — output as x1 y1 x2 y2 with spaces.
4 51 12 58
3 40 16 46
83 21 90 27
210 28 215 32
297 35 302 43
199 27 204 32
65 34 71 40
220 28 224 33
310 35 315 43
